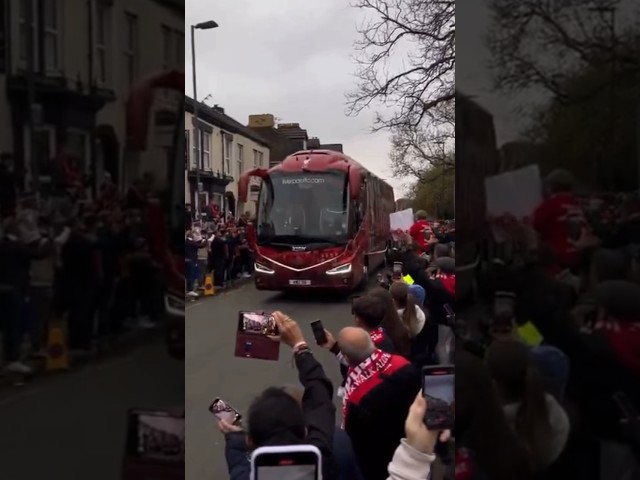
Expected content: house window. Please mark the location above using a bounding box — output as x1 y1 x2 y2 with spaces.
258 151 264 167
162 26 183 69
192 129 211 170
162 26 172 69
175 33 184 67
17 0 36 70
123 13 138 87
252 149 258 168
43 0 61 72
96 2 111 84
224 135 232 175
237 144 244 175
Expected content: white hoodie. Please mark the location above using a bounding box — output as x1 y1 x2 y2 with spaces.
502 393 570 469
397 306 426 337
387 439 434 480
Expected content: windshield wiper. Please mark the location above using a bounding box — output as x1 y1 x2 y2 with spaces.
257 235 345 247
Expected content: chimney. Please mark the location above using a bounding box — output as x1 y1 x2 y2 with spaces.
248 114 275 128
307 137 321 148
212 104 225 115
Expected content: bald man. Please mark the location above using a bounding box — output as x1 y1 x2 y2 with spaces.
338 327 421 480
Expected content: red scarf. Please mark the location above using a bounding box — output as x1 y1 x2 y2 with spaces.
436 272 455 296
369 327 385 346
455 448 475 480
594 318 640 374
341 349 409 427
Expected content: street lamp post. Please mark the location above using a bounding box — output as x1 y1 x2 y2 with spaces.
191 20 218 216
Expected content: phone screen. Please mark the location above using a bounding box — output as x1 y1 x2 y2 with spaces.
310 320 327 345
422 366 454 430
254 451 319 480
127 410 185 464
256 465 317 480
393 262 403 275
209 398 241 424
239 311 278 336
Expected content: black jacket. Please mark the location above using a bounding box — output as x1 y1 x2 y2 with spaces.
224 350 336 480
345 360 421 480
0 236 50 292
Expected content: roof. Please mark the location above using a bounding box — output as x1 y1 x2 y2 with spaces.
185 96 271 148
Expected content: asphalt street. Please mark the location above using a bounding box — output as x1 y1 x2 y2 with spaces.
185 282 359 480
0 337 183 480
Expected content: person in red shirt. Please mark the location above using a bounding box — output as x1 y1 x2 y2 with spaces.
409 210 430 252
533 170 590 274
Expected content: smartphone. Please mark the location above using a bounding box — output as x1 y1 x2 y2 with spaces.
250 445 322 480
422 365 455 430
393 262 403 276
209 398 241 424
235 311 280 361
443 304 454 319
310 320 328 345
124 408 185 465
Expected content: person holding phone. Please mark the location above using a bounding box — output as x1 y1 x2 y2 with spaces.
217 311 336 480
386 392 448 480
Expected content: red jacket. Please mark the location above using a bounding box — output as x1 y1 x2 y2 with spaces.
409 220 430 249
532 193 585 270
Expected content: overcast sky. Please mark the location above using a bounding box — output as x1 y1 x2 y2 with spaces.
457 0 639 146
456 1 525 145
185 0 408 195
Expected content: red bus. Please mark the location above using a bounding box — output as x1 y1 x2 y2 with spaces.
238 150 395 291
125 70 185 359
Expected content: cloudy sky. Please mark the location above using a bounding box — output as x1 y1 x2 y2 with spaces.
185 0 407 195
456 1 525 146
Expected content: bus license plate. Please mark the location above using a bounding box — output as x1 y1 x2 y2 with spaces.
289 279 311 286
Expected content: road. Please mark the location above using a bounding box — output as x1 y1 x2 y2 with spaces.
186 283 359 480
0 337 183 480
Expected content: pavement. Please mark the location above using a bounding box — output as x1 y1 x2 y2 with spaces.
185 280 362 480
0 336 183 480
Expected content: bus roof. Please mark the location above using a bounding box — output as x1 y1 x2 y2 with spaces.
271 149 390 187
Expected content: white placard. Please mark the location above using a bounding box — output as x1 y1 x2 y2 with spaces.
390 208 414 232
485 165 542 219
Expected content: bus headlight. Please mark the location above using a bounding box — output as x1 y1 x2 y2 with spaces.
326 263 352 275
164 293 185 317
255 262 275 274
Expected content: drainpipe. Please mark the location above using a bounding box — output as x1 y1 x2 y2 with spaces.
88 0 97 197
26 0 37 193
221 129 226 213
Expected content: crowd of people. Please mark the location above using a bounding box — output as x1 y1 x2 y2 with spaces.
185 201 255 297
457 169 640 479
214 212 456 480
0 162 164 376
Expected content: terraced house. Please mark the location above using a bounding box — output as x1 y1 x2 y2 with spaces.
0 0 183 194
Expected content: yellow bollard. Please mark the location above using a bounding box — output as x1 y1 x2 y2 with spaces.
203 274 215 296
45 320 70 371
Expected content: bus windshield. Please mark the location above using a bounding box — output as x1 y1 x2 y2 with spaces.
256 171 349 246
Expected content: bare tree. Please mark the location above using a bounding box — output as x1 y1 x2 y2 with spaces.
347 0 455 131
390 101 454 182
487 0 640 105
